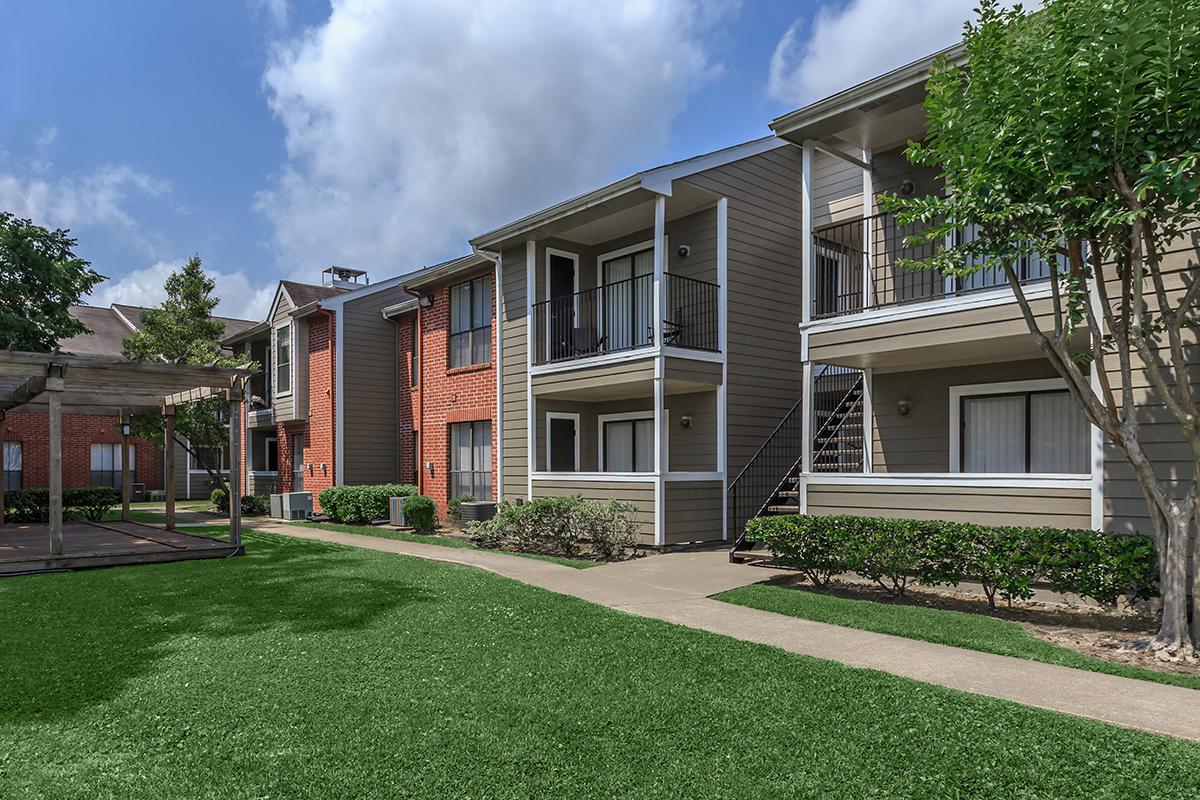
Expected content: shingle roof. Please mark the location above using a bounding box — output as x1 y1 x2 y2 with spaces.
111 303 258 339
279 280 349 309
56 305 258 357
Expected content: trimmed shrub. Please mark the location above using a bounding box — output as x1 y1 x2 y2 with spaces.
401 495 437 532
753 513 1158 609
468 496 638 561
240 495 269 516
318 483 417 524
211 487 229 513
447 494 475 524
4 487 119 523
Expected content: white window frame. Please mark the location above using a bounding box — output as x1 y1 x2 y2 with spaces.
3 441 22 490
544 411 581 472
597 409 668 474
949 377 1088 475
274 323 294 398
254 436 279 476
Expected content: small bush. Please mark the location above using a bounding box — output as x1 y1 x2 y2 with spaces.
211 487 229 513
4 487 119 523
240 495 269 516
318 483 417 524
752 513 1158 609
401 495 437 532
447 494 475 524
468 496 638 561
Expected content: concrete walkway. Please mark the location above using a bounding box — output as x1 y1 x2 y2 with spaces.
251 521 1200 742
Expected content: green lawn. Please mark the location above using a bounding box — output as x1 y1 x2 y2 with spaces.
716 583 1200 691
1 532 1197 799
295 520 600 569
103 501 217 525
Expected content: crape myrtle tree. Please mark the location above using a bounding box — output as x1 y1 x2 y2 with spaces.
0 212 103 351
123 256 249 497
881 0 1200 655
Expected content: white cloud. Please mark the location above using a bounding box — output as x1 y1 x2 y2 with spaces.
89 259 276 322
257 0 731 274
251 0 289 28
0 164 166 234
768 0 983 106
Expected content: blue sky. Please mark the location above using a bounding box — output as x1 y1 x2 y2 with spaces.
0 0 976 319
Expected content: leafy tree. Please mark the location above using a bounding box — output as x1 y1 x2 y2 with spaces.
0 212 103 351
123 256 247 494
881 0 1200 655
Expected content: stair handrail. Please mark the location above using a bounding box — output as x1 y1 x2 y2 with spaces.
810 375 865 469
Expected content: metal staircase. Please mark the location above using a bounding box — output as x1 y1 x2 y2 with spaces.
728 366 863 562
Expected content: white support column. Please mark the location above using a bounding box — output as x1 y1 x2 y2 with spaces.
801 143 814 324
120 411 131 522
228 380 243 548
801 361 814 476
0 409 7 527
652 194 667 546
861 148 873 310
653 194 667 345
494 252 504 500
716 197 729 541
163 406 176 530
525 240 536 500
47 368 64 556
861 368 874 474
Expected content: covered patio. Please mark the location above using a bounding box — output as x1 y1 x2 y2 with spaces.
0 351 256 576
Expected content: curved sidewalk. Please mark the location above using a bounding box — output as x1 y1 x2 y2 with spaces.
252 521 1200 742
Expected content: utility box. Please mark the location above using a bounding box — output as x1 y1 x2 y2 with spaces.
389 496 406 527
280 492 312 520
460 501 497 523
131 483 146 502
269 493 284 519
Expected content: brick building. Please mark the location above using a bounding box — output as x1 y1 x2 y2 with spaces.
2 305 256 497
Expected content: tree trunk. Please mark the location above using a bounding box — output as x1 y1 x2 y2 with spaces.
1155 507 1194 655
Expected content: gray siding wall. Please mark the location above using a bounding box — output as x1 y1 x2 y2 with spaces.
500 243 528 500
872 359 1060 473
681 145 806 479
807 484 1091 528
532 478 656 542
664 480 723 544
341 288 402 485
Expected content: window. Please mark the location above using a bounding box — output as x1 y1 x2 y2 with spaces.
601 415 655 473
546 413 579 472
275 324 292 395
3 442 21 490
264 438 279 473
449 421 491 499
90 443 134 489
449 276 492 368
189 447 229 471
600 245 654 352
956 385 1088 474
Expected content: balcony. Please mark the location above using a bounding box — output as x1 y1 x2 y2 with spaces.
532 273 719 366
811 210 1059 320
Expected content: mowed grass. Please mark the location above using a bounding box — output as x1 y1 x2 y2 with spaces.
716 583 1200 691
1 533 1197 800
295 520 600 569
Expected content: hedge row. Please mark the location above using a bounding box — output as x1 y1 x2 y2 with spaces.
317 483 417 524
4 487 119 523
747 514 1158 608
209 488 269 516
469 496 638 560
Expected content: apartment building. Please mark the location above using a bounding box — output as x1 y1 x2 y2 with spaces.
1 304 256 499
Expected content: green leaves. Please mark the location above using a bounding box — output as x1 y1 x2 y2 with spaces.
0 212 103 352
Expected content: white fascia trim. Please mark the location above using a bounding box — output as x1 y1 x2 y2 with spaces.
716 196 729 540
317 273 408 311
110 305 141 332
800 282 1056 334
544 411 581 472
639 136 790 194
596 239 655 274
806 473 1091 489
663 471 724 482
661 346 724 364
334 308 345 485
531 471 656 483
525 241 536 500
948 377 1070 472
529 346 657 376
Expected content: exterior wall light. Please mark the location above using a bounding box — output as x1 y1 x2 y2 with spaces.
898 400 912 417
679 415 693 428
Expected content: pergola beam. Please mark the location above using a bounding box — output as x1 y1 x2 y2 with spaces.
162 385 225 407
0 373 48 411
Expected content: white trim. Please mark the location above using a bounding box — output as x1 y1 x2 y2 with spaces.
494 252 504 499
639 136 790 194
948 377 1086 474
250 470 279 477
661 346 724 364
861 367 873 473
716 196 729 541
801 361 814 472
544 411 581 472
313 273 406 310
596 239 655 279
334 308 345 485
861 148 873 310
800 282 1055 334
110 305 141 332
800 143 813 325
530 347 656 375
597 409 666 475
543 247 580 361
525 240 536 500
272 322 295 399
531 471 656 483
664 471 724 482
806 473 1091 489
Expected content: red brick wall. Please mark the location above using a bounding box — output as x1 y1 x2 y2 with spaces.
302 312 335 509
2 411 162 490
412 272 498 516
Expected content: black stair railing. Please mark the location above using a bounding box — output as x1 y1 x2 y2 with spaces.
811 367 865 472
727 396 805 554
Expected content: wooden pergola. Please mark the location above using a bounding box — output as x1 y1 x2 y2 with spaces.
0 351 257 557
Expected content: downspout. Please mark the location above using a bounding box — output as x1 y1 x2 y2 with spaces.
402 286 425 495
318 307 336 488
472 245 503 500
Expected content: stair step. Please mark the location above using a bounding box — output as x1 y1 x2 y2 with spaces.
765 504 801 513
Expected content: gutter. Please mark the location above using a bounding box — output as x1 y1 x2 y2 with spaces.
472 245 503 500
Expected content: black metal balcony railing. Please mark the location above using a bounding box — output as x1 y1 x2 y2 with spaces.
532 273 719 365
811 210 1060 319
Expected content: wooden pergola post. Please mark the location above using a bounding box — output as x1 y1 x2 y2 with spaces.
0 408 6 527
120 411 132 523
228 379 242 548
163 405 176 531
47 366 64 556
